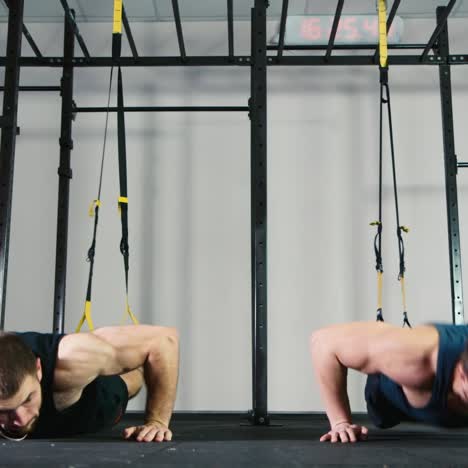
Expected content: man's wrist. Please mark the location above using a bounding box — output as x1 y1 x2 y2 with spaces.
331 419 352 429
145 417 169 427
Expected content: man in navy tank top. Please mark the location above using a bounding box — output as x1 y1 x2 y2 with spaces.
310 321 468 443
0 325 179 442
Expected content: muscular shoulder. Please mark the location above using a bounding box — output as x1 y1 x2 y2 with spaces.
53 332 115 392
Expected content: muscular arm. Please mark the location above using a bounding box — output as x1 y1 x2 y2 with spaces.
310 321 437 431
55 325 179 428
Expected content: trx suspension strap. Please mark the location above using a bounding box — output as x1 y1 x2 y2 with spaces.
117 67 138 325
76 0 138 331
115 1 138 325
76 67 114 332
370 0 388 324
371 0 411 328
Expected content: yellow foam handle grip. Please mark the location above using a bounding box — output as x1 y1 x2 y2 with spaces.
113 0 123 34
378 0 388 68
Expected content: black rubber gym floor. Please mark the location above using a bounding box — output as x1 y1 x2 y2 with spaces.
2 413 468 467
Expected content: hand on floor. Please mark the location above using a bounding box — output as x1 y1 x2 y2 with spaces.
320 422 368 443
123 421 173 442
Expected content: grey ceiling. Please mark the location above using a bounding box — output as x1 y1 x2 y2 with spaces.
0 0 467 22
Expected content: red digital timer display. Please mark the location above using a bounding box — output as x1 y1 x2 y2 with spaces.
282 15 403 46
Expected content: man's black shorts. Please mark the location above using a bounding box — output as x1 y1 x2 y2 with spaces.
33 375 130 438
74 375 130 433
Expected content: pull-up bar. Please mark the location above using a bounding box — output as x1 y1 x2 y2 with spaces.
74 106 249 113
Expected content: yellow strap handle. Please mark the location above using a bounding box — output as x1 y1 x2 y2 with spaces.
88 199 101 217
76 301 95 332
113 0 123 34
120 297 139 325
118 196 128 215
378 0 388 68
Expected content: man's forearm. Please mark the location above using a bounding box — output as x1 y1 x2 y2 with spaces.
315 356 352 427
143 333 179 426
311 337 352 428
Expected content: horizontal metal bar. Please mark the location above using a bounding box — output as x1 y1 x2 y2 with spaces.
0 54 462 68
75 106 249 113
449 55 468 64
0 56 252 67
268 43 429 51
0 86 60 92
267 55 447 66
457 162 468 168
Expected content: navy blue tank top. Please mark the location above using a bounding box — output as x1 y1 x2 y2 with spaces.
365 324 468 428
15 332 117 438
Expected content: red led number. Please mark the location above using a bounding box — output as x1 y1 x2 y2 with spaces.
362 17 378 40
340 17 359 41
327 18 359 42
301 17 322 41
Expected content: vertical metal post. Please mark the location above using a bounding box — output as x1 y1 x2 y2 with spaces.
436 6 464 324
249 0 269 425
53 9 76 333
0 0 24 331
227 0 234 60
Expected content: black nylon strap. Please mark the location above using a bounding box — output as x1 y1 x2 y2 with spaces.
117 66 130 292
376 308 384 322
83 67 114 303
403 311 411 328
375 66 410 327
112 34 122 63
85 205 99 302
383 82 406 281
